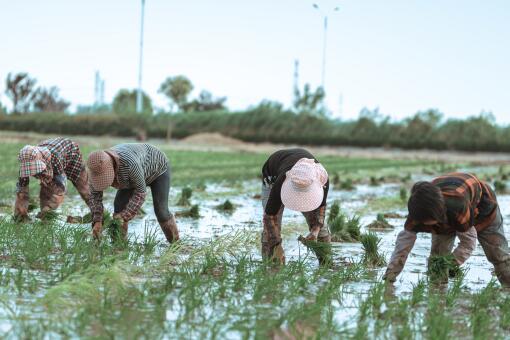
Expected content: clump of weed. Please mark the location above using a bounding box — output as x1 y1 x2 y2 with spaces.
366 213 394 231
216 199 236 213
370 176 380 186
427 254 461 283
360 232 386 267
399 187 408 202
330 213 361 242
328 201 341 224
177 204 200 219
177 187 193 206
494 180 507 193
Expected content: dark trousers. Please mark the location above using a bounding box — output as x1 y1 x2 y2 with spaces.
114 169 171 222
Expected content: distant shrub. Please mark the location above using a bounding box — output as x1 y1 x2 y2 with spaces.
2 109 510 153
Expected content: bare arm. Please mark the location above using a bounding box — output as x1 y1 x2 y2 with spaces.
383 230 417 282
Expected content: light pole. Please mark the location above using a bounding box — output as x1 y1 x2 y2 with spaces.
313 4 339 91
136 0 146 113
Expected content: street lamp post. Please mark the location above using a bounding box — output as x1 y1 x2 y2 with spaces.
136 0 146 113
313 4 339 91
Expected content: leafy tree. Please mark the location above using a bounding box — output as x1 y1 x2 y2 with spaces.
181 90 227 112
159 76 193 112
5 72 37 113
112 89 153 115
32 87 70 112
112 89 153 141
293 83 325 116
0 98 7 114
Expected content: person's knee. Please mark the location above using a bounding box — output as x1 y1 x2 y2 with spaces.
155 204 171 222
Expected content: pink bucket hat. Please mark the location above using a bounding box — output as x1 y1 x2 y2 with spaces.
281 158 329 212
87 151 115 191
18 145 51 178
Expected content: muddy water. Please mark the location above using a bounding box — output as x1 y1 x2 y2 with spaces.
54 178 510 294
2 177 509 333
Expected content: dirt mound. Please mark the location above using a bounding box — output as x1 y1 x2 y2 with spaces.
181 133 246 147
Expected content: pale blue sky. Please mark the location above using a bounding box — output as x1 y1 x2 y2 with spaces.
1 0 509 122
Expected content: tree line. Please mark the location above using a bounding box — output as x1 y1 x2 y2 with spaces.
1 72 326 116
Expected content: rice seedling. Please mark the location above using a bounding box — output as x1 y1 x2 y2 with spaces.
427 254 462 283
297 236 332 266
471 280 499 339
177 187 193 206
339 178 355 191
176 204 200 219
370 176 380 186
360 232 386 267
498 295 510 330
329 213 361 242
28 197 38 212
410 278 427 306
425 295 452 340
399 187 408 202
366 213 394 230
327 200 340 224
38 210 59 222
216 199 236 213
493 179 507 193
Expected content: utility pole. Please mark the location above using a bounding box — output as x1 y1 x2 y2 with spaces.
136 0 146 113
313 4 339 91
293 59 300 102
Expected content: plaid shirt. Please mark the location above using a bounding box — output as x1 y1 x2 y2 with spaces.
17 138 85 192
405 172 498 233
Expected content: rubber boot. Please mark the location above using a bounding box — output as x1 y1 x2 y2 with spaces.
159 215 180 243
495 261 510 288
14 187 30 222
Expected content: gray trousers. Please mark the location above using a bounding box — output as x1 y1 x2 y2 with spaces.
114 169 171 223
430 208 510 286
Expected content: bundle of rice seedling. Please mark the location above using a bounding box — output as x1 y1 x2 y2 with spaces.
102 212 124 243
366 213 394 231
298 235 332 266
330 213 361 242
400 187 408 202
177 187 193 206
339 178 355 191
38 210 59 222
176 204 200 219
327 201 341 224
360 232 386 267
427 254 462 283
216 199 236 213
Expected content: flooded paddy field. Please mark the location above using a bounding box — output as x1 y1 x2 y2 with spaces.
0 140 510 338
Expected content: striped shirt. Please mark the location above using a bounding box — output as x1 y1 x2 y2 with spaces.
405 172 498 233
90 143 169 222
16 138 84 192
